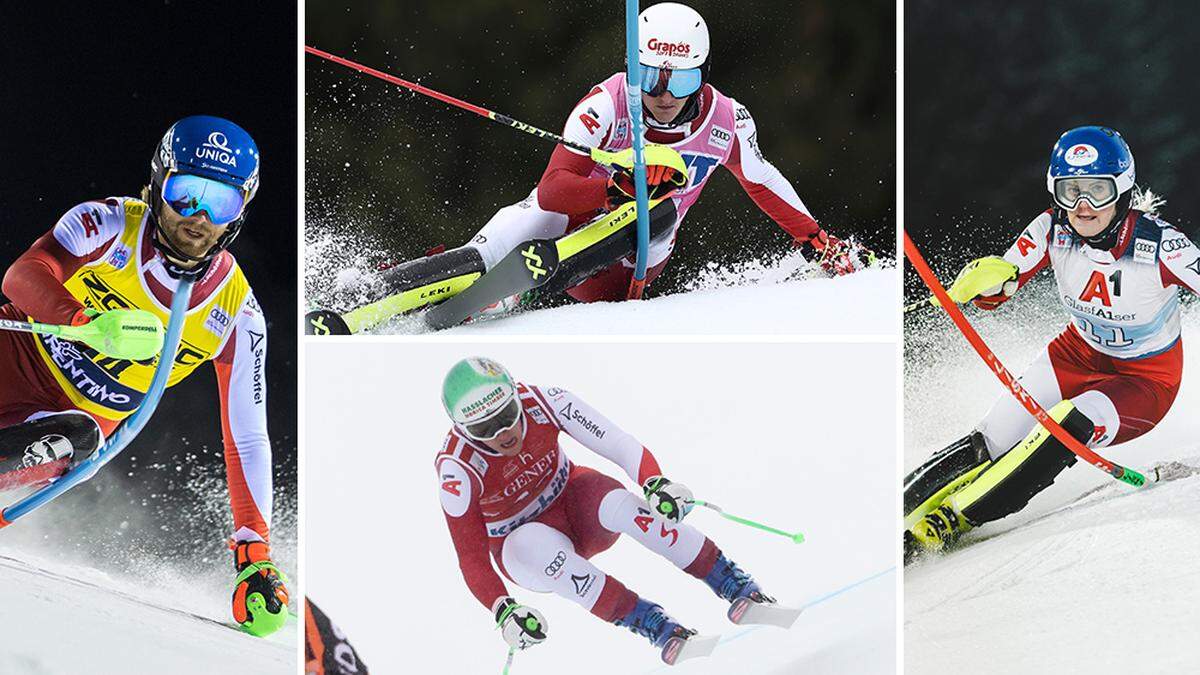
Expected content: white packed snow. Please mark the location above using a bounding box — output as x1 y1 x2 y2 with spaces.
306 227 897 336
0 550 295 673
437 268 896 336
904 279 1200 674
306 342 897 674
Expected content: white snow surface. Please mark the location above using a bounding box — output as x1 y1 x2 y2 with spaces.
436 268 896 336
904 280 1200 674
306 342 897 674
0 549 295 673
307 229 898 336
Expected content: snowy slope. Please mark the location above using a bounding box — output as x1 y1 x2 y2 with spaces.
904 280 1200 674
306 342 897 674
0 550 295 673
386 268 895 336
0 449 299 673
307 234 898 336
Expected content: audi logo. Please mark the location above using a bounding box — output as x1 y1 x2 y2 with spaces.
544 550 567 576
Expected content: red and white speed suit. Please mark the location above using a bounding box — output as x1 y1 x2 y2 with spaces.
436 383 720 621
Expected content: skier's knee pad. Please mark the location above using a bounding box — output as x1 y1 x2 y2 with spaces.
501 523 611 610
951 400 1092 526
501 523 576 591
1 411 101 466
903 431 991 529
598 488 644 533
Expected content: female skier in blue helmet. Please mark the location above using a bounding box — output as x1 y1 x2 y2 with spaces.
903 125 1200 561
0 115 288 634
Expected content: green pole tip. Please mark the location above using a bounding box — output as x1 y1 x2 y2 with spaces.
792 533 805 544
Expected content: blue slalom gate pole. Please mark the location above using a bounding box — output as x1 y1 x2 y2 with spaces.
625 0 651 299
0 278 195 527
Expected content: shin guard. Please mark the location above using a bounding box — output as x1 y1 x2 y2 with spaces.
951 400 1092 526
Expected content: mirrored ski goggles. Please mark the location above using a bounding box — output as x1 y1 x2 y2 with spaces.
1052 176 1120 211
462 398 523 441
639 64 703 98
162 172 248 225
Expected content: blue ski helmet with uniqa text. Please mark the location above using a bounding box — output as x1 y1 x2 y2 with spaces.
149 115 260 268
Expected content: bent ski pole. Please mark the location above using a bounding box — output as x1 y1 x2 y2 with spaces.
903 231 1147 487
0 310 164 361
689 499 805 544
305 46 631 169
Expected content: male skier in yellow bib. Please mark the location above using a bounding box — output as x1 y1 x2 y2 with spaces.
0 115 288 636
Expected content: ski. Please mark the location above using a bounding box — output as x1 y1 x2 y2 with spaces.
1025 459 1200 521
424 238 561 330
305 269 481 335
307 199 678 333
906 459 1200 565
305 309 352 336
661 633 720 665
425 199 673 330
728 597 803 628
305 248 486 334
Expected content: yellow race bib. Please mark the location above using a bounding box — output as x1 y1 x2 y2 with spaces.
33 198 251 423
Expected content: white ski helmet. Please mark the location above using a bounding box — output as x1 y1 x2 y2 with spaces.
638 2 711 127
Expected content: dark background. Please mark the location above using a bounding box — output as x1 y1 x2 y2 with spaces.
306 0 894 303
0 3 296 566
905 0 1200 301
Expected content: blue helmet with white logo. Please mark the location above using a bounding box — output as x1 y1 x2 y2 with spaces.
1046 126 1135 246
148 115 260 271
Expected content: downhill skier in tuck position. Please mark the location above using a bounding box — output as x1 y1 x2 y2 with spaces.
436 357 800 665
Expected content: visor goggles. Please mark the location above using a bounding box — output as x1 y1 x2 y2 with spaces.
462 398 522 442
1052 176 1120 211
162 172 248 225
639 64 703 98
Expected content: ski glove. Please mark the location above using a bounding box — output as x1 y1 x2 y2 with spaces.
801 230 872 276
942 256 1019 310
495 597 548 650
643 476 694 523
232 540 290 638
604 145 689 211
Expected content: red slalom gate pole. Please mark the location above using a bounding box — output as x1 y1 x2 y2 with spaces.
902 231 1147 487
304 46 596 156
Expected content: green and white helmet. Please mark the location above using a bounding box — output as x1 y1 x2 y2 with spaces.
442 357 521 439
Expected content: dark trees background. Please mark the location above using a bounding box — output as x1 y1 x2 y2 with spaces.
905 0 1200 299
306 0 895 299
